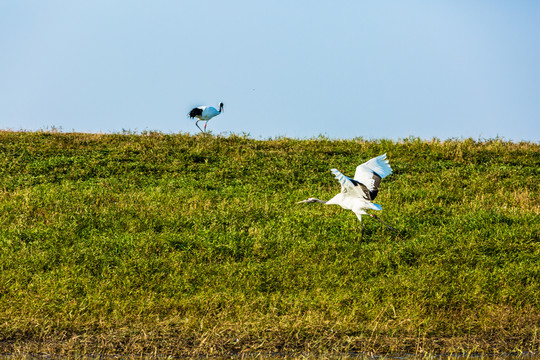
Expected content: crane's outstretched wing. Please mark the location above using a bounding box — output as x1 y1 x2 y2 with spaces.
353 153 393 200
331 169 372 200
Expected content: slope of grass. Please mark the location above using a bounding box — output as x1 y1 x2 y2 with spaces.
0 131 539 357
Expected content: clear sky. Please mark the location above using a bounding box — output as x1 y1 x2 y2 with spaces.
1 1 539 141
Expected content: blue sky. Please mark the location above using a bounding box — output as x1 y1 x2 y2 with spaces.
1 1 539 141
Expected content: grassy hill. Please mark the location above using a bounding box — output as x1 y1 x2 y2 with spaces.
0 131 539 357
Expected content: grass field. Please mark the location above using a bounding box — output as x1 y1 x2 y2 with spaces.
0 131 539 357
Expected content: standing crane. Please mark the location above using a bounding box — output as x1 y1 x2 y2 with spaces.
297 153 398 234
188 102 224 133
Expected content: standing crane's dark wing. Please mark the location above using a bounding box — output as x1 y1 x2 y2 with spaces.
188 107 203 118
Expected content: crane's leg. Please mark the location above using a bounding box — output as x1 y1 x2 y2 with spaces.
369 214 398 233
195 120 204 133
204 122 207 133
355 213 365 238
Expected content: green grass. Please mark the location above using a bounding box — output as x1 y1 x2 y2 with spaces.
0 131 539 357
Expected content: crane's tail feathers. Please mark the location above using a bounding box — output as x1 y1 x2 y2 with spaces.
369 203 382 211
189 107 203 118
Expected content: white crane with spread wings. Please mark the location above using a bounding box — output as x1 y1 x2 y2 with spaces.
297 153 398 234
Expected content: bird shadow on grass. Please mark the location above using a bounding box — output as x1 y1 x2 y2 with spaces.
357 221 409 242
355 231 405 243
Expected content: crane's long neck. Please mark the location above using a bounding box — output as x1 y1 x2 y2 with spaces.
310 198 327 204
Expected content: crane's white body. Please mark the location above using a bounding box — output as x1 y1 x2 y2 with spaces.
188 102 223 133
298 154 396 232
195 106 221 121
325 190 382 221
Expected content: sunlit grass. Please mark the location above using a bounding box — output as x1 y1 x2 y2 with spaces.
0 131 538 356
